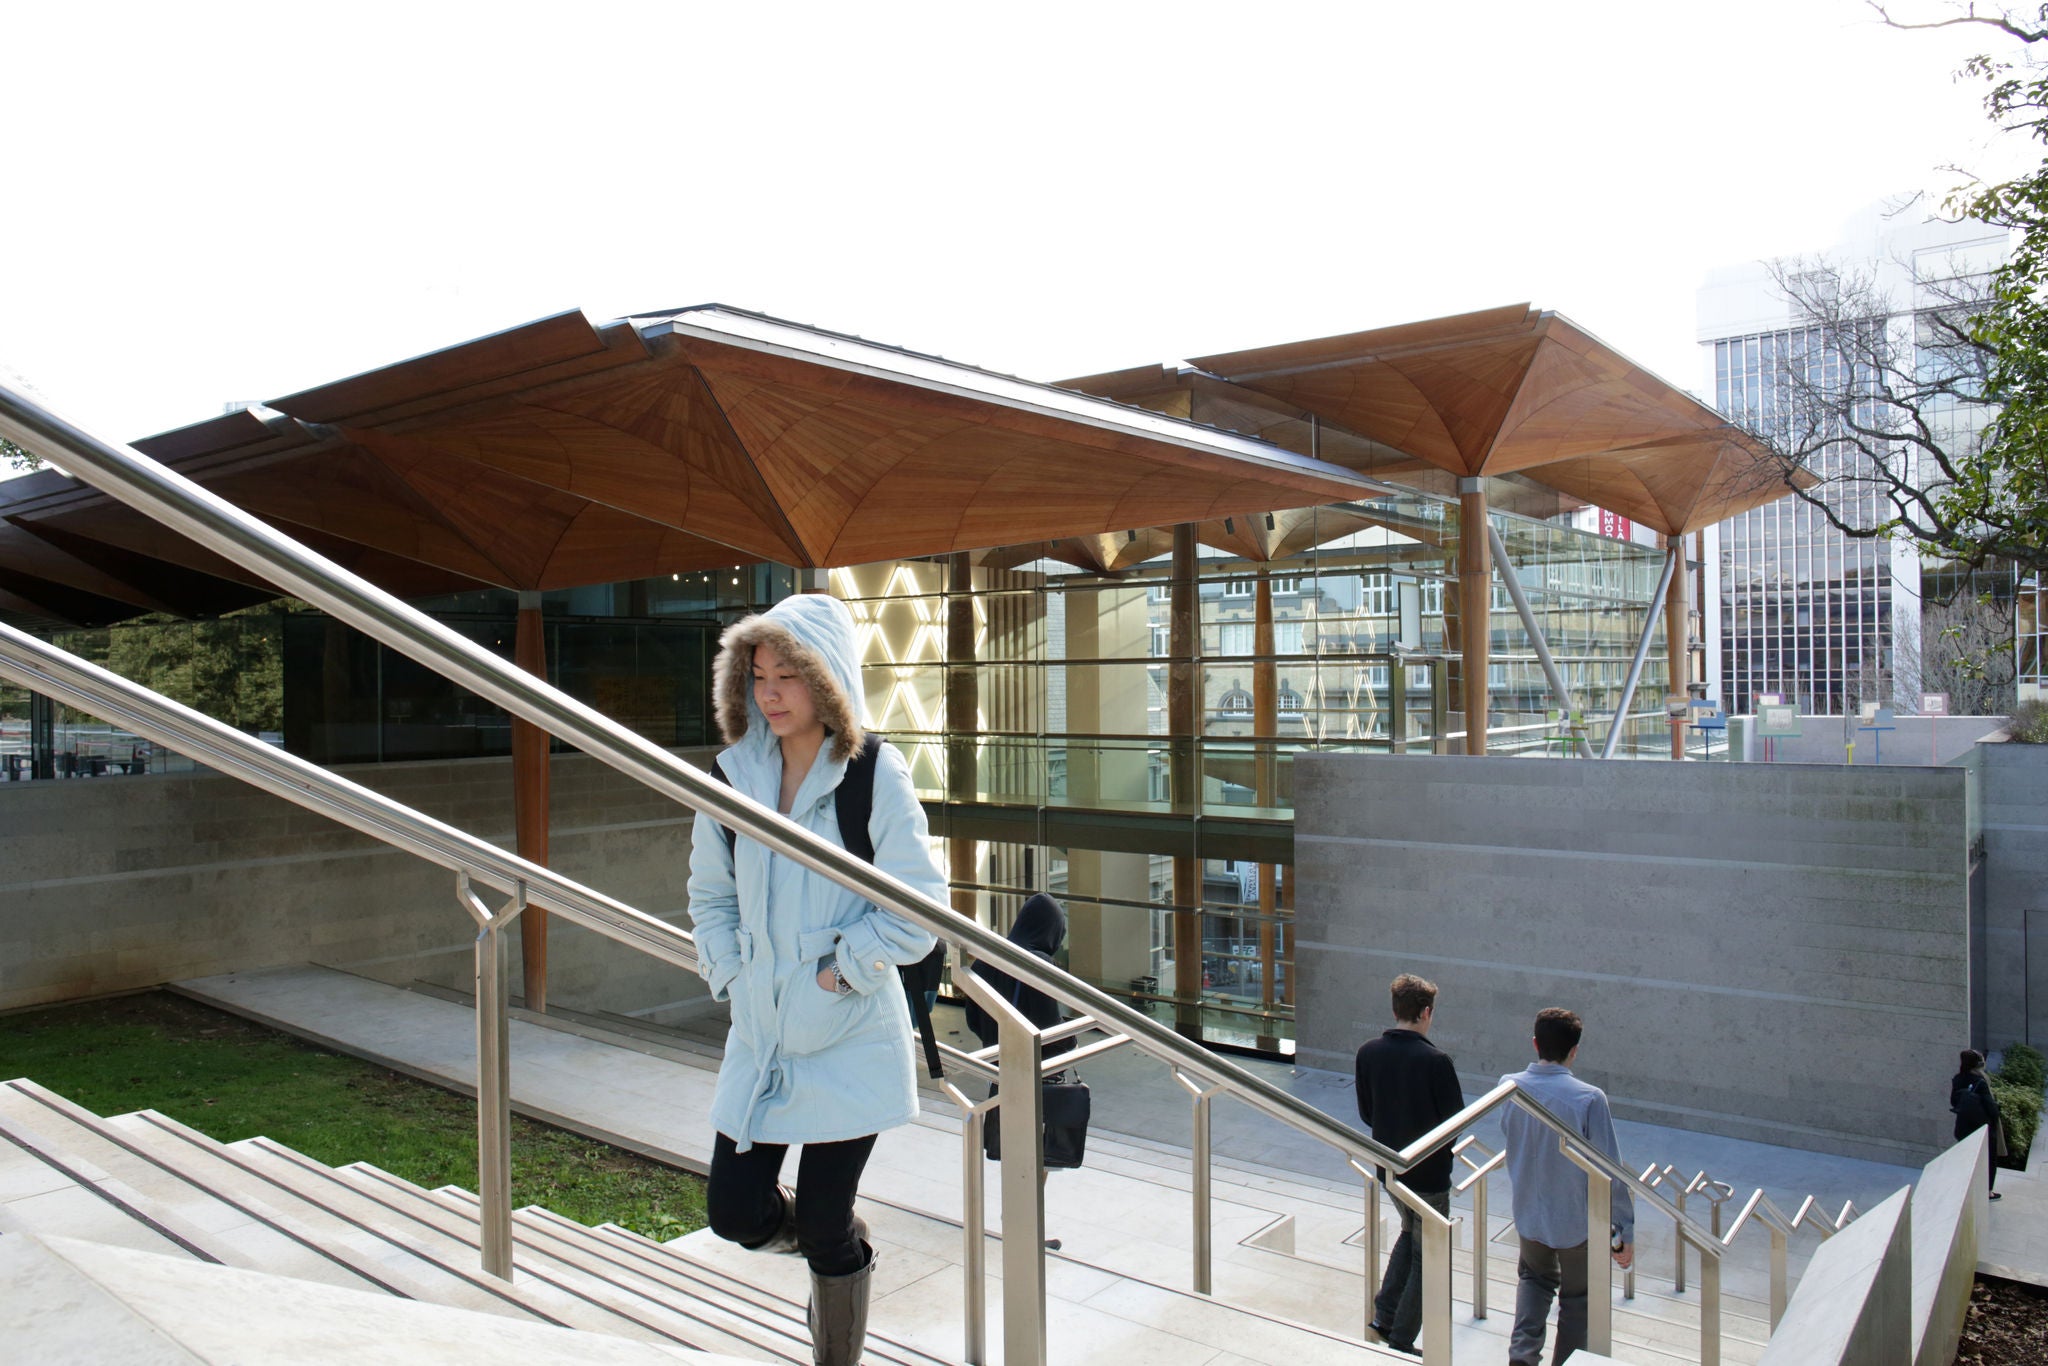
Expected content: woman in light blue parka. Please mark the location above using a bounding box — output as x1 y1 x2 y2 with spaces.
686 592 942 1366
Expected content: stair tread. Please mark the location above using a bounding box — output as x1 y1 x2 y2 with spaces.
245 1149 799 1362
0 1082 398 1294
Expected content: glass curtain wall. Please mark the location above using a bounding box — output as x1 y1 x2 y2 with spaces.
2022 576 2044 705
836 494 1675 1052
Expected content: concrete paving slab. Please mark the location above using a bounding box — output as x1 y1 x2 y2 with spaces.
0 1232 747 1365
1976 1110 2048 1287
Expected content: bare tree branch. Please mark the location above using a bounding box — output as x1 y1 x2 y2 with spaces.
1869 2 2048 45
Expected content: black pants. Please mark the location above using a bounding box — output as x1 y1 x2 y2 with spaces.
1374 1187 1450 1349
707 1131 876 1276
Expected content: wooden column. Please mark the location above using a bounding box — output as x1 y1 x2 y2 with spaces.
511 593 551 1013
1457 480 1491 756
1169 524 1202 1039
1666 533 1691 760
1253 568 1279 1042
946 553 979 921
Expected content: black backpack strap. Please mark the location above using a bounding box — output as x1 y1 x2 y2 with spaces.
709 759 738 856
839 742 944 1081
832 741 879 863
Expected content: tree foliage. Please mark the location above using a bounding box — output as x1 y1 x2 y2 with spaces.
1 436 40 472
63 608 285 733
1870 4 2048 572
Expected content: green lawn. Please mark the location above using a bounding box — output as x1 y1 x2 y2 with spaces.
0 991 707 1240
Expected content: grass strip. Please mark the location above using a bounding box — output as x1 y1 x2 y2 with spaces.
0 990 707 1241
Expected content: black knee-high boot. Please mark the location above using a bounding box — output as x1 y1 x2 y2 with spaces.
808 1237 874 1366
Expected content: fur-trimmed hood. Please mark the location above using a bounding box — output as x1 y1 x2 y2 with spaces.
713 593 867 763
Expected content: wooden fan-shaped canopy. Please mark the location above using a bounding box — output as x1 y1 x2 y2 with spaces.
0 307 1392 628
1180 305 1801 537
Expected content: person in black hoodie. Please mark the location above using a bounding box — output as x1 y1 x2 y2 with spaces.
962 893 1074 1065
1355 973 1465 1357
1952 1048 2004 1200
962 893 1076 1249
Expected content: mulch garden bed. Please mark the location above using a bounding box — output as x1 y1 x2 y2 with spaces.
1953 1274 2048 1365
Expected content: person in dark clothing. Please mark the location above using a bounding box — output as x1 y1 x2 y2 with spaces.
1354 973 1466 1358
1952 1048 2004 1199
962 893 1074 1063
962 893 1075 1251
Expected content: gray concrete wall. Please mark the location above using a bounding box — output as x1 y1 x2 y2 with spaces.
0 750 717 1018
1295 754 1969 1164
1978 740 2048 1049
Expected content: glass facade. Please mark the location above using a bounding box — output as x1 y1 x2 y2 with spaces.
2020 576 2045 705
831 493 1672 1051
3 471 1679 1055
1713 330 1896 716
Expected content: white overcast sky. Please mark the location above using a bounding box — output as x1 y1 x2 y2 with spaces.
2 0 2031 461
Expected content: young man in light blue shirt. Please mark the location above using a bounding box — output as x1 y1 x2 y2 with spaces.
1500 1008 1634 1366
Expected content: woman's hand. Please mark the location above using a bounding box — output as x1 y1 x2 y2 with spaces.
816 966 840 993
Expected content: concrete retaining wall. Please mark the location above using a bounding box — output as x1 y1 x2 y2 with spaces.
1294 754 1969 1163
1909 1129 1987 1366
1977 741 2048 1049
1757 1186 1914 1366
0 750 716 1019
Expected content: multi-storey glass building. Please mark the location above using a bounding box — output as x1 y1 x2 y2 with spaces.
1698 202 2012 716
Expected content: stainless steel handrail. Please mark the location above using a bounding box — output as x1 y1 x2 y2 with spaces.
0 615 701 1278
0 620 697 974
0 383 1419 1177
0 384 1745 1365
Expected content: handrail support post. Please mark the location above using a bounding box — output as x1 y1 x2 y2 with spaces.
1175 1068 1225 1295
470 875 526 1282
1563 1140 1613 1357
1349 1158 1383 1329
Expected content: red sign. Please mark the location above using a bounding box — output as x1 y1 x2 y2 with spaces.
1598 510 1633 540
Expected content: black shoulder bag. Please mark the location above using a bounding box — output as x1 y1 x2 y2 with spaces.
980 975 1092 1169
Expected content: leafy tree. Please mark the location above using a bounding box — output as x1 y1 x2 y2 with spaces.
88 608 284 732
1 436 40 473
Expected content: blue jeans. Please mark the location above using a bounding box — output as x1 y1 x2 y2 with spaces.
1374 1187 1450 1349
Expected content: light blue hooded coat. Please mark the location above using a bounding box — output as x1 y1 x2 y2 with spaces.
685 593 943 1151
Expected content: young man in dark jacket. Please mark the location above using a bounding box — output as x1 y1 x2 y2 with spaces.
1354 973 1465 1357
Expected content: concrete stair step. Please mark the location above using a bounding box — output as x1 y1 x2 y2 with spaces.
662 1204 1415 1366
226 1138 790 1359
421 1179 958 1359
0 1231 751 1365
95 1104 561 1317
0 1105 210 1263
0 1079 419 1296
1213 1217 1771 1363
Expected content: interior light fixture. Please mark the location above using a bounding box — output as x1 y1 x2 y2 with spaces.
1224 518 1236 535
1265 513 1277 530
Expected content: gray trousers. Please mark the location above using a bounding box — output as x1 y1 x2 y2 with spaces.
1510 1236 1589 1366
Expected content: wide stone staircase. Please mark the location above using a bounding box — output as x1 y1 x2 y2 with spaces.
0 1071 1422 1363
0 968 1794 1363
